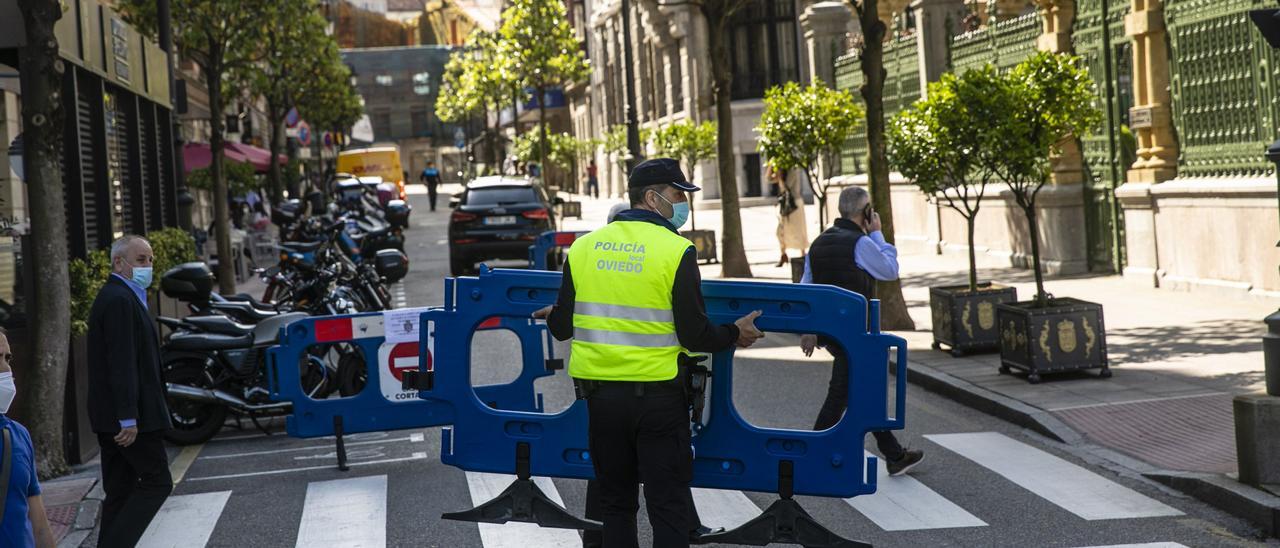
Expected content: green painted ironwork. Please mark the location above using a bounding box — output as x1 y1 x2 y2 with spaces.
1073 0 1130 273
1166 0 1280 178
834 33 921 175
949 12 1041 75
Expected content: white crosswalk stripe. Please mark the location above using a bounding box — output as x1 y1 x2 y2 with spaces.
926 432 1183 520
136 491 231 548
295 475 388 547
1070 544 1189 548
690 487 761 530
464 472 581 547
845 450 987 531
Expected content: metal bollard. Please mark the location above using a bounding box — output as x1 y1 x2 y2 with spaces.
1265 310 1280 396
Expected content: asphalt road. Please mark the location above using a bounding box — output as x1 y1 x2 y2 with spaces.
133 189 1275 548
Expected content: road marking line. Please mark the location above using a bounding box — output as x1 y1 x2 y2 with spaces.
410 432 424 442
296 475 387 548
185 452 428 482
168 443 204 483
208 430 285 442
690 488 760 530
199 436 416 460
1070 544 1188 548
845 450 986 531
136 490 231 548
926 432 1183 520
1048 392 1225 411
464 472 580 547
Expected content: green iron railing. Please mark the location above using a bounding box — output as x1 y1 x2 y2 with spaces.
834 33 920 175
949 12 1041 75
1167 0 1280 177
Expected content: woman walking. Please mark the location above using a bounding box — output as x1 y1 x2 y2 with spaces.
770 166 809 268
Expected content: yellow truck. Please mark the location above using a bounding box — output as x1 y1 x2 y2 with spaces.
336 146 406 200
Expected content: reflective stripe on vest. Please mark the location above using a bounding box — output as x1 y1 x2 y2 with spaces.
567 220 692 381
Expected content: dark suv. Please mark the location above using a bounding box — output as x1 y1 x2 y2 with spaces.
448 177 558 275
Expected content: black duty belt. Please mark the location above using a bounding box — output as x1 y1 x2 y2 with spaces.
574 377 684 399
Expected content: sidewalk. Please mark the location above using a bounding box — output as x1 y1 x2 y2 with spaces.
564 194 1280 534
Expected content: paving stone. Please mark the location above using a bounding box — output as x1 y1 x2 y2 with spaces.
56 529 90 548
40 477 96 506
75 499 101 530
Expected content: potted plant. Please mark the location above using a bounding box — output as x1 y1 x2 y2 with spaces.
993 52 1108 383
653 120 720 263
888 66 1018 356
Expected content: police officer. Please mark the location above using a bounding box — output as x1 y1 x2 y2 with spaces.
535 158 765 547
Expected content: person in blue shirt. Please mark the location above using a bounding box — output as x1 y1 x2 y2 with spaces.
798 186 924 477
419 161 442 211
0 329 56 548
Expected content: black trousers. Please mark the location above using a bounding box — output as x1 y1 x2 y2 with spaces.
427 183 439 211
812 344 906 462
581 480 704 548
585 382 691 548
97 432 173 548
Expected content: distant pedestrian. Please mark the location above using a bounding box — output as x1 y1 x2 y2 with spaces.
770 166 808 268
586 160 600 199
87 235 173 547
0 330 56 548
799 187 924 476
420 161 442 211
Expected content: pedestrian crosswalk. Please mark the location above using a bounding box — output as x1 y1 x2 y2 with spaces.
137 431 1192 547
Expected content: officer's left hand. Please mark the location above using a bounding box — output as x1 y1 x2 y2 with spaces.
800 334 818 357
532 305 554 319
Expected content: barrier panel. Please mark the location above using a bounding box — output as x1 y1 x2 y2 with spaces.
266 309 558 438
527 231 589 271
424 267 906 546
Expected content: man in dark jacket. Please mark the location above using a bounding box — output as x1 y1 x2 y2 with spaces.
87 235 173 547
799 187 924 477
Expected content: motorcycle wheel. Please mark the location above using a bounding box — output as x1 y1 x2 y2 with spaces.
336 350 367 397
162 360 228 445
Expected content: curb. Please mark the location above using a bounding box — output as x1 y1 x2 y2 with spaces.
903 357 1280 539
53 478 102 548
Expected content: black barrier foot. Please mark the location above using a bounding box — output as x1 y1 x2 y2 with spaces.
442 443 601 531
334 415 349 472
698 461 869 548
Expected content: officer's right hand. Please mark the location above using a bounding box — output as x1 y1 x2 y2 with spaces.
532 305 553 319
734 310 765 348
800 334 818 357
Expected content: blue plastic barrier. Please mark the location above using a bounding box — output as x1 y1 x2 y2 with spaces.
265 310 558 438
425 267 907 499
527 231 589 270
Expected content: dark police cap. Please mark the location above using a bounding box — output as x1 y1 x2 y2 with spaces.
628 158 701 192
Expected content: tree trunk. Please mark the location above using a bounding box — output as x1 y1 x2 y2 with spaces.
537 86 549 184
1026 203 1046 306
857 0 914 330
17 0 71 478
208 52 236 295
706 16 752 278
965 216 978 292
267 102 284 204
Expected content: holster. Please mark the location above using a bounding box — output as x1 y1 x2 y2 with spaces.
679 353 711 427
573 378 599 401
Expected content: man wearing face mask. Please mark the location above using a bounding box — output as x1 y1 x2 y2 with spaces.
0 330 56 548
534 158 765 547
86 235 173 548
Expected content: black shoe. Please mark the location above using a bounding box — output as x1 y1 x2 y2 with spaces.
886 449 924 476
690 525 724 544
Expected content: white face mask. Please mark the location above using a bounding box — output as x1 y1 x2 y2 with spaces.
0 372 14 415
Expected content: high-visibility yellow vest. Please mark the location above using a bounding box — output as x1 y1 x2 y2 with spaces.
567 220 693 381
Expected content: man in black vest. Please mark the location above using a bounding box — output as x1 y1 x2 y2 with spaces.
799 187 924 476
87 235 173 547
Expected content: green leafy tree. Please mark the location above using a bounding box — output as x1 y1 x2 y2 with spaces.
186 160 261 196
15 0 73 477
499 0 589 185
294 41 364 139
996 52 1103 306
652 120 717 230
119 0 273 295
888 67 1012 292
547 132 599 194
757 83 864 229
437 30 517 169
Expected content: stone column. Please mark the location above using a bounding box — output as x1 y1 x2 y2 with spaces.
994 0 1032 20
801 1 853 86
878 0 912 27
1124 0 1177 183
912 0 968 87
1037 0 1082 185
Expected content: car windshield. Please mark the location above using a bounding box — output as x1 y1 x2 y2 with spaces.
466 187 538 206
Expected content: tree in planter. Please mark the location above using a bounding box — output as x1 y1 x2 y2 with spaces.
996 52 1102 307
889 67 1014 291
498 0 589 192
119 0 272 295
652 120 717 230
757 82 863 230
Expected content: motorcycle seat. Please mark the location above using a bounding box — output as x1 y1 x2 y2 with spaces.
223 293 276 311
210 302 279 323
280 240 324 253
166 332 255 352
183 315 255 336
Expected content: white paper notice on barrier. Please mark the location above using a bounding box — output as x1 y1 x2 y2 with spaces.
383 307 430 344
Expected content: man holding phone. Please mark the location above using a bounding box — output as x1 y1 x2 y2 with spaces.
797 186 924 476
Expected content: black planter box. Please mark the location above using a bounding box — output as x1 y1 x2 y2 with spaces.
930 283 1018 356
995 297 1110 384
681 229 718 264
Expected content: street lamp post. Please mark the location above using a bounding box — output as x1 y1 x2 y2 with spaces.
158 0 194 231
620 0 642 173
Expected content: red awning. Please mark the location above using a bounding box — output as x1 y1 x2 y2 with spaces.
225 142 287 173
183 142 249 174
